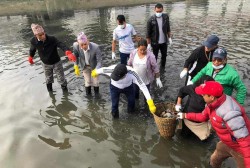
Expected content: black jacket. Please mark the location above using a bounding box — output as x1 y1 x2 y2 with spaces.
146 13 171 45
184 46 216 78
29 35 69 65
177 85 205 113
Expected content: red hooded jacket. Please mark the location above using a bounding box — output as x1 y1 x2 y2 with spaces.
186 94 250 166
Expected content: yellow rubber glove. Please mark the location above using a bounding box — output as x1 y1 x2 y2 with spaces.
147 99 156 114
91 69 98 78
74 65 80 76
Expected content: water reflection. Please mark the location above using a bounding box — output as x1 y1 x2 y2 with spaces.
38 135 71 150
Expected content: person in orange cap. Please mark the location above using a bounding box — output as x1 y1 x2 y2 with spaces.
177 81 250 168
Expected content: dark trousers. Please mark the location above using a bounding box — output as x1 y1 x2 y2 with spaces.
134 83 150 100
152 42 168 66
119 52 130 65
110 84 135 116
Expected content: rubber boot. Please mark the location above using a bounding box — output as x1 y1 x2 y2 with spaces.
61 85 68 92
85 86 91 95
111 111 119 119
94 87 99 95
46 83 53 92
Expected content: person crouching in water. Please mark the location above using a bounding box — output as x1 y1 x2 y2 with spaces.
175 75 214 140
91 64 156 118
73 32 102 95
28 23 76 92
177 81 250 168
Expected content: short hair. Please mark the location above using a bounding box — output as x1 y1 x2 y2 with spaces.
117 15 125 24
194 75 214 87
155 3 163 9
138 39 148 47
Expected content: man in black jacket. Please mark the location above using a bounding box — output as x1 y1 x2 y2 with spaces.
28 23 76 92
179 35 219 85
146 3 172 67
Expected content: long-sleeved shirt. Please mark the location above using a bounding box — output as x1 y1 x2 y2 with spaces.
29 34 69 65
186 94 250 166
183 46 216 78
146 13 171 45
177 85 205 113
127 49 159 83
73 42 102 70
97 65 152 100
191 62 247 105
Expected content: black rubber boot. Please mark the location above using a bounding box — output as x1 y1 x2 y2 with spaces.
85 86 91 95
94 87 99 95
46 83 53 92
111 111 119 119
61 85 68 92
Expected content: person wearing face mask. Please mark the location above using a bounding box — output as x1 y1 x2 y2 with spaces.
28 23 76 92
179 35 219 85
127 39 163 100
72 32 102 95
112 15 139 65
177 81 250 168
190 47 246 105
146 3 172 67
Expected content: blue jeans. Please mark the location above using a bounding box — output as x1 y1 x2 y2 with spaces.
134 83 150 100
119 52 130 65
110 83 135 118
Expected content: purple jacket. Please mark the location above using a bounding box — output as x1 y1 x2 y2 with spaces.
127 49 159 83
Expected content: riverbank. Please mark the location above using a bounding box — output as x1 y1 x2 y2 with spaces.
0 0 170 16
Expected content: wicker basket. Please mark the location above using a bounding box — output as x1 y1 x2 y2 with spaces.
153 102 177 139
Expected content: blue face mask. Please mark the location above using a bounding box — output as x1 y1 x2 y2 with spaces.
155 12 162 17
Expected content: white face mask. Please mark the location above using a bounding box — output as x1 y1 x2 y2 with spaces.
118 24 125 29
155 12 162 17
212 64 224 70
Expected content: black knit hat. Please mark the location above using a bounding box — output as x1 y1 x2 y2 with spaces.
111 64 127 81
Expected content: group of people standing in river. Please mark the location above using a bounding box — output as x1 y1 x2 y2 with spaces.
28 3 249 168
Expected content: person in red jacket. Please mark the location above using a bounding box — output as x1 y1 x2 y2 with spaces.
177 81 250 168
28 23 76 92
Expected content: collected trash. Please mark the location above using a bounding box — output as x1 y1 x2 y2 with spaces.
160 109 175 118
153 102 177 139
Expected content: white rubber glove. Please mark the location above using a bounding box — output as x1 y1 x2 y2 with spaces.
156 77 163 88
168 38 173 46
186 79 193 86
180 69 188 78
175 104 182 112
177 112 184 119
147 44 152 51
112 52 116 60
